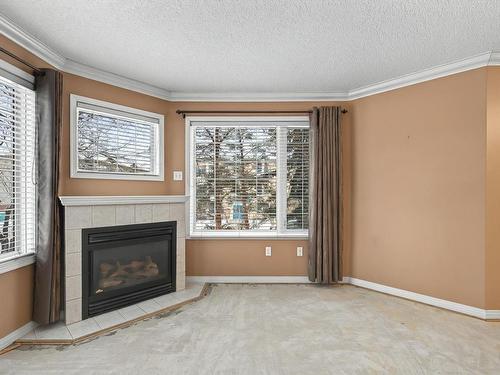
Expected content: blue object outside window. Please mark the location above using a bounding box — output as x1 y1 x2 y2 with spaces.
233 202 243 221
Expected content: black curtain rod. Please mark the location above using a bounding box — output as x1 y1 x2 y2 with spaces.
0 46 42 75
176 108 348 118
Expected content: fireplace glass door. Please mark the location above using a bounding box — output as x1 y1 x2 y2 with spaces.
82 221 176 318
92 237 171 295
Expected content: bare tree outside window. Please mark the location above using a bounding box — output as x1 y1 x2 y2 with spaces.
0 82 16 255
0 77 36 259
191 121 308 235
194 126 278 232
77 110 156 175
286 128 309 230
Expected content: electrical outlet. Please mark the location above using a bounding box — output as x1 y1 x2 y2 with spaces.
265 246 272 256
297 246 303 257
173 171 183 181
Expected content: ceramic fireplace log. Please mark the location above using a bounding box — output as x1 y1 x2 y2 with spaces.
98 258 160 290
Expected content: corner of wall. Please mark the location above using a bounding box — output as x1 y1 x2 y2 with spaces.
485 66 500 310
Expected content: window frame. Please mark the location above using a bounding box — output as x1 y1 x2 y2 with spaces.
0 61 37 272
185 116 310 239
70 94 164 181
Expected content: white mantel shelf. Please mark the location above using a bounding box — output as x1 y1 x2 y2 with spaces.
59 195 188 206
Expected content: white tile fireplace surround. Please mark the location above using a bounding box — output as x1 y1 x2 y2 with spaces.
59 195 188 325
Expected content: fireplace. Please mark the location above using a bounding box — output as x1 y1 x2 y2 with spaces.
81 221 176 319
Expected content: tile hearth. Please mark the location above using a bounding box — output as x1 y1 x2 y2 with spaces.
60 196 188 325
18 282 206 344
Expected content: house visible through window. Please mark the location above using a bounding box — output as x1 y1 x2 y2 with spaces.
0 74 36 261
188 117 309 237
70 95 164 181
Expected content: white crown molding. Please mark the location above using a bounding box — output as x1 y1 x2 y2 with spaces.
169 51 499 101
170 52 500 102
489 51 500 66
59 195 188 206
186 276 312 283
1 13 500 102
0 13 65 69
0 321 38 351
0 13 171 101
347 52 493 100
63 59 171 100
169 91 349 102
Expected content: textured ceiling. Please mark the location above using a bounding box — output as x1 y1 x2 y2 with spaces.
1 0 500 94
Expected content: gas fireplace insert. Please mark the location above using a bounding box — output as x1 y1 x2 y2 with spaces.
81 221 176 319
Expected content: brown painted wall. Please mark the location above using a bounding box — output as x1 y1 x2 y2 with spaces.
1 38 351 334
60 74 184 196
350 69 487 308
62 91 353 275
0 266 34 338
0 33 493 316
486 66 500 310
60 91 352 199
0 35 52 72
61 94 353 276
174 101 352 277
186 240 309 276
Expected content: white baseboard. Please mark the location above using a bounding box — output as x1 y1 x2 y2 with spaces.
187 276 312 284
484 310 500 320
188 275 500 320
344 277 500 320
0 321 38 351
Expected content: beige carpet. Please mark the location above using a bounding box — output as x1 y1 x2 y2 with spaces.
1 284 499 374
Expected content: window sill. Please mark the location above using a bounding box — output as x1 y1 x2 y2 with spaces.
70 171 164 181
188 234 309 240
0 253 36 275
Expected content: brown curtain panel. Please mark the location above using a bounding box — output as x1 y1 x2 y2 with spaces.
33 69 63 324
308 106 343 284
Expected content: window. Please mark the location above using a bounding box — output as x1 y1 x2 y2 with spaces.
187 117 309 237
0 74 36 261
70 95 164 181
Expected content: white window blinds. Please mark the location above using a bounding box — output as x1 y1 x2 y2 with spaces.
0 75 36 260
70 95 164 181
189 118 309 237
285 127 309 231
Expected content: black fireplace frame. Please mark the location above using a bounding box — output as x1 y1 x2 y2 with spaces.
81 221 176 319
